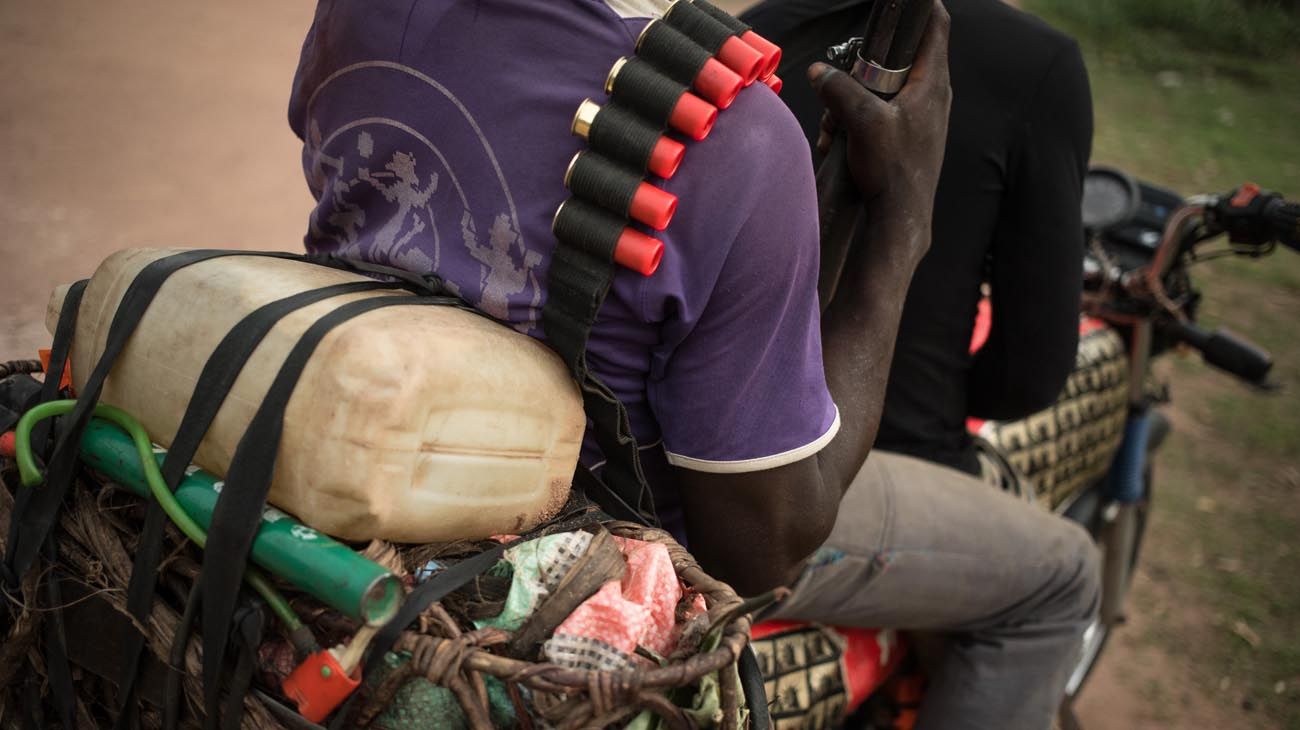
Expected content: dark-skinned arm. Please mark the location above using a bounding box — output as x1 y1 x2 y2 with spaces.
676 0 952 597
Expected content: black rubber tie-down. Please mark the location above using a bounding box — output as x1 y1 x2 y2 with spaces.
198 294 447 730
2 280 84 591
3 249 282 728
113 279 400 729
4 249 302 586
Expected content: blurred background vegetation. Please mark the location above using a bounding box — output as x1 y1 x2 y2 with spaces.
1019 0 1300 726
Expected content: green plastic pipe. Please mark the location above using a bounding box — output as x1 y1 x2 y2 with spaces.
15 402 304 629
16 403 401 626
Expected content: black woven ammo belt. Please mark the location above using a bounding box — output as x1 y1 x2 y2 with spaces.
542 0 784 529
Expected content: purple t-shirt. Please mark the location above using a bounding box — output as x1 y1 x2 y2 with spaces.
289 0 839 536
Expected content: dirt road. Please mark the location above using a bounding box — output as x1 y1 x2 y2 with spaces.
0 0 313 356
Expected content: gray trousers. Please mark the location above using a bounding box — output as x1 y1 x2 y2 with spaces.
766 450 1100 730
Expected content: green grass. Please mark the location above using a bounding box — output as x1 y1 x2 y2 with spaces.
1028 0 1300 70
1021 0 1300 724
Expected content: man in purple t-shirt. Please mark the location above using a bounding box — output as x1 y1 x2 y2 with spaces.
289 1 1096 727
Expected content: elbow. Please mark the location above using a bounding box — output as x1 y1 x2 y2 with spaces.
722 519 833 597
678 459 842 598
715 487 839 597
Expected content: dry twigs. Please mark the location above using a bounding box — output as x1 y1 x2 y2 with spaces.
1 471 753 729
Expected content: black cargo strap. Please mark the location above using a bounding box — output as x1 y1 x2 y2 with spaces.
3 249 273 728
0 280 85 730
26 281 87 469
222 601 267 730
198 293 460 730
542 236 657 526
1 279 84 591
305 252 453 297
0 248 344 726
3 250 303 585
39 543 78 728
163 583 201 730
114 279 401 730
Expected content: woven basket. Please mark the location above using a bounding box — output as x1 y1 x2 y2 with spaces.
354 521 752 730
0 467 753 730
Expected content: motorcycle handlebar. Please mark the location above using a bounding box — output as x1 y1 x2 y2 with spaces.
1206 186 1300 254
1169 320 1274 386
1264 197 1300 252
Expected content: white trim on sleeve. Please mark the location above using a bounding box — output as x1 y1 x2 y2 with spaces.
663 406 841 474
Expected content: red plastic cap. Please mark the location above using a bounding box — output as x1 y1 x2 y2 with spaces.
648 136 685 180
0 432 15 459
668 92 717 141
630 182 678 231
615 228 665 276
717 36 764 86
741 30 782 79
693 58 743 110
283 651 361 723
763 74 783 94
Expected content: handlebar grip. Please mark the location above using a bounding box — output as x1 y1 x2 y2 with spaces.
1171 322 1274 385
1264 197 1300 252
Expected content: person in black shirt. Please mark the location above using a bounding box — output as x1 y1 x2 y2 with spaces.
743 0 1092 475
741 2 1099 727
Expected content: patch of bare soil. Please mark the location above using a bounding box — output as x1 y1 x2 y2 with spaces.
0 0 314 358
1074 389 1294 730
1075 569 1251 729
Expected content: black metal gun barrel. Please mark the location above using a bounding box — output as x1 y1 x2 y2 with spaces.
816 0 934 309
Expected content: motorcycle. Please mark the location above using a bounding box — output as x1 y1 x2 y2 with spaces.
748 170 1300 729
0 170 1294 728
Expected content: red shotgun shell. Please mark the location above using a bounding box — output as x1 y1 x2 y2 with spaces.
616 227 665 276
668 91 717 141
607 58 717 141
716 35 765 86
741 30 782 79
649 136 685 180
630 182 678 231
763 74 783 94
573 98 685 180
694 57 743 109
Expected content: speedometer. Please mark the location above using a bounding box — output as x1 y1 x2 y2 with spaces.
1082 166 1141 232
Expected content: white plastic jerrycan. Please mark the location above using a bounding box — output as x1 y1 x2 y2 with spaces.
46 248 583 542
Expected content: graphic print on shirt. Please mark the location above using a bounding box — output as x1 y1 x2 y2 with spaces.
301 61 541 331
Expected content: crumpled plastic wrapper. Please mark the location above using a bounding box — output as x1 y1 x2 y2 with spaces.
474 531 593 632
541 536 707 672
